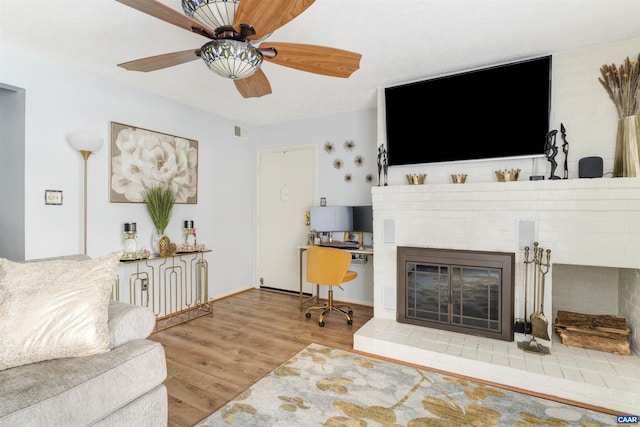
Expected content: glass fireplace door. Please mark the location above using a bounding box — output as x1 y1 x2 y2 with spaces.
451 266 501 331
405 263 502 332
406 263 449 323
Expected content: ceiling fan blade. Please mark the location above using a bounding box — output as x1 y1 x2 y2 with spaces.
118 49 201 72
116 0 215 38
233 0 315 40
260 42 361 78
234 69 272 98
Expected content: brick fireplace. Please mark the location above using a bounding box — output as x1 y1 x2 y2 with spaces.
354 177 640 413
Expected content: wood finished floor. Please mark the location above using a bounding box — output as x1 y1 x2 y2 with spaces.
149 288 374 427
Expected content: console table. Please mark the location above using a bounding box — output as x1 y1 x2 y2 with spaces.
116 250 212 331
298 245 374 311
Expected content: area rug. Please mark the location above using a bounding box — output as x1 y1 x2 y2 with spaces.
194 343 615 427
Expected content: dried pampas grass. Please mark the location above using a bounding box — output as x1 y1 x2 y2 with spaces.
598 52 640 118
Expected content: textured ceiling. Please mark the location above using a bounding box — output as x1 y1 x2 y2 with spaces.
1 0 639 127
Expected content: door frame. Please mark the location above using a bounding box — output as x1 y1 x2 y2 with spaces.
255 144 317 292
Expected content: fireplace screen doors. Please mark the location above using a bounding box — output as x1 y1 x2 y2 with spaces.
398 247 514 341
406 263 501 329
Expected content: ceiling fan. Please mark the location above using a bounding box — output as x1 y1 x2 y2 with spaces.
115 0 362 98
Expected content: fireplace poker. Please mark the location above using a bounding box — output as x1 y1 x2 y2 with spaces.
514 245 534 334
531 249 551 341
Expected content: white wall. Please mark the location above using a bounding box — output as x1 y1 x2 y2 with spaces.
0 43 256 299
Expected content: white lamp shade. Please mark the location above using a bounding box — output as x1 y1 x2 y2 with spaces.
182 0 238 29
67 134 104 153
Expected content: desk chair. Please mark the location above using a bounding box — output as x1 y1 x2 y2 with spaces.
304 246 357 327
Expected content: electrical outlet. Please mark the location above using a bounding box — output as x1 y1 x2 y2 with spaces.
141 278 148 291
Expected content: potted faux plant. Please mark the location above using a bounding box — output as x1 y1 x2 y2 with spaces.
598 52 640 177
142 185 175 256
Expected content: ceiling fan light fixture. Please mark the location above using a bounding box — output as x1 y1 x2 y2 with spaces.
182 0 238 29
201 39 263 80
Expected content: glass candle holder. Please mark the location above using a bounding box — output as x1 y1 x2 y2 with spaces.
123 222 137 258
184 221 196 249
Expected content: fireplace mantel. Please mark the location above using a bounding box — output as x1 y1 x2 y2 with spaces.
372 177 640 269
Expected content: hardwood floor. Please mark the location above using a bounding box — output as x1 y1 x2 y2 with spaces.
149 288 374 427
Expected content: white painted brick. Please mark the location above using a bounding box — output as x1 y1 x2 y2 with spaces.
372 178 640 363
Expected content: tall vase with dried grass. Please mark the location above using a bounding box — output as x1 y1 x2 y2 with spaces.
142 185 175 256
598 52 640 177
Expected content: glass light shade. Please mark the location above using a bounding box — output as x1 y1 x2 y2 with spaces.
200 39 263 79
182 0 238 29
67 134 104 153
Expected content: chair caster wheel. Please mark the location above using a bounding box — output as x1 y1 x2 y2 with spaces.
305 313 311 318
348 310 353 315
347 319 353 325
319 321 325 327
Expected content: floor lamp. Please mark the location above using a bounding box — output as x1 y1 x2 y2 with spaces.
67 134 103 254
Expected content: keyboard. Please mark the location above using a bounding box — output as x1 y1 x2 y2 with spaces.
319 241 359 249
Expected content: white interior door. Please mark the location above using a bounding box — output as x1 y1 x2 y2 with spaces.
257 146 315 293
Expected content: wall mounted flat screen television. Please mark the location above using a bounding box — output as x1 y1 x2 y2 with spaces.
384 56 551 166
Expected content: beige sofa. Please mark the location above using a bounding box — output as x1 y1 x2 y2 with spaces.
0 255 167 426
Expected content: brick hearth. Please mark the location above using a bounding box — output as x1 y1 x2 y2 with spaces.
356 177 640 413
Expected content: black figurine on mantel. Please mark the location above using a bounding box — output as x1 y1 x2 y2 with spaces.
377 145 388 186
560 123 569 179
544 129 562 180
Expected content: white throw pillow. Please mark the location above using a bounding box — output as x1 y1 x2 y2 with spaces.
0 252 121 371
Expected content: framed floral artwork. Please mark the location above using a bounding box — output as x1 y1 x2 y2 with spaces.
109 122 198 204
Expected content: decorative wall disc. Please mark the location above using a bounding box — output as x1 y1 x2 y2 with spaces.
354 155 363 166
324 141 334 154
344 174 352 182
365 174 373 183
333 159 343 169
344 139 355 151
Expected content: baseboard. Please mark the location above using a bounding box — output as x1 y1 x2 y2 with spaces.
259 286 311 297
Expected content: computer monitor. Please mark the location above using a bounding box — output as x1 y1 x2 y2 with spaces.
352 205 373 233
309 206 353 232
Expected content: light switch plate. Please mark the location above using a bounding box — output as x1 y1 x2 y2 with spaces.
45 190 63 205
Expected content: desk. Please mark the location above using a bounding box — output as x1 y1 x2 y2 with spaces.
298 245 374 311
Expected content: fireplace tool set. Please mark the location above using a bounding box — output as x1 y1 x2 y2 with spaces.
516 242 552 355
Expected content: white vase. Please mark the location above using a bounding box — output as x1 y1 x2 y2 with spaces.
151 231 165 256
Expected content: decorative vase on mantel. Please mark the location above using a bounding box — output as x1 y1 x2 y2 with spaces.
613 114 640 177
599 53 640 177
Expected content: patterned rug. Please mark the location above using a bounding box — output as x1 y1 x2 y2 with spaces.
194 343 616 426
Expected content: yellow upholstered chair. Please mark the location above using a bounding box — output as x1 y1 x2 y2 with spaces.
304 246 358 327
